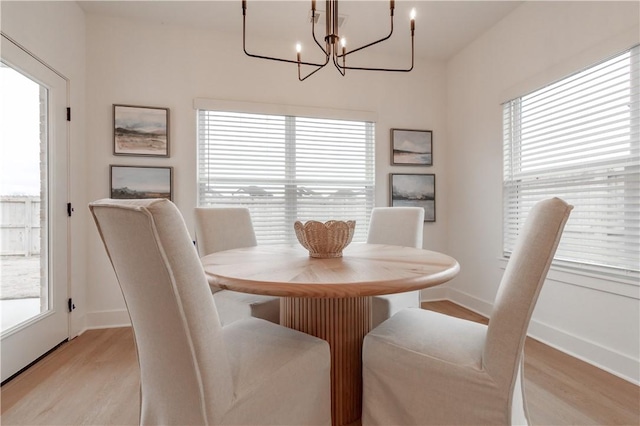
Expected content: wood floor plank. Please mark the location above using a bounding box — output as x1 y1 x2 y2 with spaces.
523 337 639 425
1 328 139 425
1 302 638 425
421 302 640 426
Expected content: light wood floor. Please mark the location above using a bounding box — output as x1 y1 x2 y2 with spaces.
1 301 638 425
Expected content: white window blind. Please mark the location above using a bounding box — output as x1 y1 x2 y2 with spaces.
503 45 640 278
198 110 375 244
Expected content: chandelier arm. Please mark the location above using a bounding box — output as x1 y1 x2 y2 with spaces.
337 64 413 72
336 12 394 59
299 63 328 81
310 8 329 56
332 54 346 76
301 55 331 76
244 50 326 67
242 4 327 67
336 33 414 72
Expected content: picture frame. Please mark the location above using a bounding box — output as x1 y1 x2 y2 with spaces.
389 173 436 222
110 165 173 200
113 104 170 157
391 128 433 166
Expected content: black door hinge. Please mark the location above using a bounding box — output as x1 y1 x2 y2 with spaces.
66 107 71 121
67 203 74 217
68 298 76 312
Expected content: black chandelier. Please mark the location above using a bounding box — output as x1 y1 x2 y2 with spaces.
242 0 415 81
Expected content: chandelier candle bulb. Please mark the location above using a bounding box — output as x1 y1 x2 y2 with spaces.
411 8 416 31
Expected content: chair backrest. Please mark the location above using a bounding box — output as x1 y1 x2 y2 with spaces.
366 207 425 248
484 197 573 389
194 207 258 256
90 199 233 425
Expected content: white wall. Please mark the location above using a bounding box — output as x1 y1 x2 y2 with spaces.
84 14 449 327
444 1 639 383
1 1 87 338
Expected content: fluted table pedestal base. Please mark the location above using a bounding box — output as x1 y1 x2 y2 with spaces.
281 297 371 426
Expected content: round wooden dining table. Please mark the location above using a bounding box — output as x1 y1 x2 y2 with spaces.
201 243 460 426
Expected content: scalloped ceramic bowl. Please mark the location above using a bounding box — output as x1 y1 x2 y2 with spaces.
294 220 356 258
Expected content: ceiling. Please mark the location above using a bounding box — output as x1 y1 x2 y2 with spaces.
77 0 522 61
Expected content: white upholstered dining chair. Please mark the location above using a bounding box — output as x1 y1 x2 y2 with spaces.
362 197 573 425
366 206 425 327
90 198 331 425
194 207 280 325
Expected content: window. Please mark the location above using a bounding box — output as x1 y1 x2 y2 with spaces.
503 46 639 279
197 109 375 244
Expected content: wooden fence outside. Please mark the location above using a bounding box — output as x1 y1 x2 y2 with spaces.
0 196 41 256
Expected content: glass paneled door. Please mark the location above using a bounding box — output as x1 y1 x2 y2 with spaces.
1 35 69 383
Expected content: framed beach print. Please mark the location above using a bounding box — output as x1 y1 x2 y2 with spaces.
113 104 169 157
391 128 432 166
110 165 173 200
389 173 436 222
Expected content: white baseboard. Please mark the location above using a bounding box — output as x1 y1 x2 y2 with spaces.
526 319 640 386
89 291 639 385
420 285 452 301
421 288 640 386
85 309 131 330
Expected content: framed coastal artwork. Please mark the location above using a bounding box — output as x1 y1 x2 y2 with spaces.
391 128 432 166
110 165 173 200
113 104 169 157
389 173 436 222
